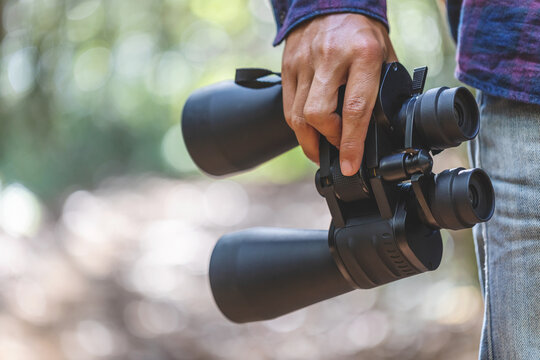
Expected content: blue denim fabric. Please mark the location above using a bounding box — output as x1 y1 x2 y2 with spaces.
469 93 540 359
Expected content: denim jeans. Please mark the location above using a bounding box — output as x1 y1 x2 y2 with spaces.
469 92 540 360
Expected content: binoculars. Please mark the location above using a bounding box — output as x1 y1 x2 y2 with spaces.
182 62 495 323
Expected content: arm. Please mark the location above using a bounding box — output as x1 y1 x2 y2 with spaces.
271 1 397 176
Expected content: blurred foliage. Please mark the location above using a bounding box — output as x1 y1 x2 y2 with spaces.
0 179 482 360
0 2 483 358
0 0 463 204
0 0 279 203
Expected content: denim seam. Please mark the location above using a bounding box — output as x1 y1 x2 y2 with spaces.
478 110 494 360
484 221 494 360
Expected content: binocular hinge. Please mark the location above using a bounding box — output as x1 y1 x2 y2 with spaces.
411 173 439 228
318 137 346 228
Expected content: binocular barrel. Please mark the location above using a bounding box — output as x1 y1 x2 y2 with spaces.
182 79 479 176
209 204 445 323
182 81 297 176
209 228 354 323
183 65 494 324
207 168 494 323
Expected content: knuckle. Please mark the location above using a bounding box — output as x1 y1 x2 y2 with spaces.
282 59 294 73
303 104 324 124
353 37 383 61
343 96 370 118
284 110 292 125
340 138 362 153
290 114 307 129
301 146 318 163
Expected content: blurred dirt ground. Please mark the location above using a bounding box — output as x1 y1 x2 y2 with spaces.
0 171 483 360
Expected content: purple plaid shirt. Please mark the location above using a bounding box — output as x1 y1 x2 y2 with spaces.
270 0 540 105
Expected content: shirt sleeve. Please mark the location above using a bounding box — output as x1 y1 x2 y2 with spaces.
270 0 388 46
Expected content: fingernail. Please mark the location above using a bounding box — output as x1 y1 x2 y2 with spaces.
341 160 353 176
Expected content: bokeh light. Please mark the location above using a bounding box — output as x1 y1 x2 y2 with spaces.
0 0 481 359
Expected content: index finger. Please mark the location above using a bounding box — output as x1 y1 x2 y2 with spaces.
339 61 382 176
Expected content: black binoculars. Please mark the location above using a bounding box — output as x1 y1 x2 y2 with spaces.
182 62 495 324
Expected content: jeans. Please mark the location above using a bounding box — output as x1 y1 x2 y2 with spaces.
469 92 540 360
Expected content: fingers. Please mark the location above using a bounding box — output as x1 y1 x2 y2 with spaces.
281 13 393 171
303 67 345 148
289 71 321 164
281 62 296 135
339 60 382 176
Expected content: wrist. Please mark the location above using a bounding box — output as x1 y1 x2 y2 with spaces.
272 1 388 46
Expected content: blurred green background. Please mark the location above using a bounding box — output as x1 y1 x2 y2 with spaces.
0 1 482 359
0 0 462 205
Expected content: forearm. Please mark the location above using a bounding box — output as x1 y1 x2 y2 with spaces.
270 0 388 45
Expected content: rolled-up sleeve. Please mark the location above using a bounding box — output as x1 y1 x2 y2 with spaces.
270 0 388 46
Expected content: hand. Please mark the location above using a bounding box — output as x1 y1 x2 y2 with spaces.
281 13 397 176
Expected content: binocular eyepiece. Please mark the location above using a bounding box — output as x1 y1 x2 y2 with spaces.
181 63 494 324
429 167 494 229
396 86 479 150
